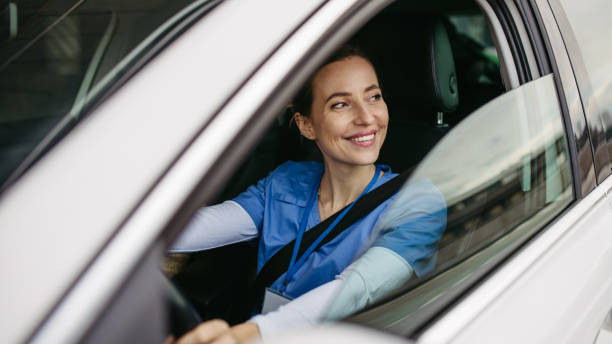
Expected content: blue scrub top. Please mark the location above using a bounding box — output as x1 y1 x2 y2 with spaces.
233 161 446 299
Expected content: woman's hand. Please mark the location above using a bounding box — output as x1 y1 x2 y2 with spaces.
167 319 261 344
227 322 261 343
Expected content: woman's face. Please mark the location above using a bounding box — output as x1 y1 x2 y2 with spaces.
297 56 388 168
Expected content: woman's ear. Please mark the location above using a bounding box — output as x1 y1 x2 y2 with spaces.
294 113 316 140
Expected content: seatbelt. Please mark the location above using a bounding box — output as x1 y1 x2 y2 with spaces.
279 166 381 294
242 167 413 316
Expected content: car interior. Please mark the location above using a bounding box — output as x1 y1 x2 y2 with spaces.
165 0 508 332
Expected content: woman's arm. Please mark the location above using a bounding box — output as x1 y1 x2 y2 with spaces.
249 246 413 341
168 200 258 253
170 246 414 343
324 246 413 320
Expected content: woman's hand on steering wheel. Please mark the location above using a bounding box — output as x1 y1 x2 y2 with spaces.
166 319 260 344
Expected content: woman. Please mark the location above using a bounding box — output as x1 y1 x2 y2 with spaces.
170 46 446 343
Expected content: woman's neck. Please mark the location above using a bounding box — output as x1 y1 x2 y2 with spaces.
318 162 377 221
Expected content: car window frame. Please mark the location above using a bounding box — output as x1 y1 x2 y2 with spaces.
545 0 612 183
531 0 597 197
149 0 586 339
150 0 595 340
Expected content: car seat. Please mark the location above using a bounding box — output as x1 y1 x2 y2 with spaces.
354 13 459 172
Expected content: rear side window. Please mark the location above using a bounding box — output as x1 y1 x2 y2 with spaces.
0 0 214 191
554 0 612 180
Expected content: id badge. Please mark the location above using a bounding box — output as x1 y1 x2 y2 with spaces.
262 288 292 314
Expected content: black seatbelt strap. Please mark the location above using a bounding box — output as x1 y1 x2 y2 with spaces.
242 167 413 315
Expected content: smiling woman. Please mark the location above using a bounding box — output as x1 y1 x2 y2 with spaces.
293 47 389 219
168 45 446 343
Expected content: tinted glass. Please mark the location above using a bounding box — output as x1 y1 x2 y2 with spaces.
336 75 573 325
556 0 612 180
0 0 211 190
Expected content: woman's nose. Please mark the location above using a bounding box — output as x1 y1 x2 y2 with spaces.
353 101 376 124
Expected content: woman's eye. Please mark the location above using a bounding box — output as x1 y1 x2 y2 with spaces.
369 94 382 102
331 102 347 109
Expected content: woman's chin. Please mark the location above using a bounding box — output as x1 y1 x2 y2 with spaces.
345 154 380 167
321 145 382 168
351 149 382 166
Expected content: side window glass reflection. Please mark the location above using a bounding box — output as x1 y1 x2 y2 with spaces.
331 74 573 319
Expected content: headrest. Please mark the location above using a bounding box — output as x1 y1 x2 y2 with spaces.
355 14 459 119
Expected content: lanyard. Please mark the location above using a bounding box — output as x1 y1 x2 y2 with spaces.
280 166 381 293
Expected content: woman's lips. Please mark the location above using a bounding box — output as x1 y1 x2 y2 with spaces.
346 131 376 147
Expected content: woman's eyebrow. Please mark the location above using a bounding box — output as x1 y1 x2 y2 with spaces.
325 84 379 103
326 92 351 103
364 84 380 92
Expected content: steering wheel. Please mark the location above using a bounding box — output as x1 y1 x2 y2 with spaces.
163 274 203 338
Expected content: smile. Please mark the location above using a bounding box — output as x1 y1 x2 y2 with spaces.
351 134 375 142
346 131 376 147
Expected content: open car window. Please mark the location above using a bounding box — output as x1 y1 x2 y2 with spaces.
164 0 514 329
160 0 573 341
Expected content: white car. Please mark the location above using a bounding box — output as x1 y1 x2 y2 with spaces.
1 0 612 343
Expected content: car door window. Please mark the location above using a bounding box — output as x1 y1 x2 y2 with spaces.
345 74 573 331
75 0 569 341
162 0 521 337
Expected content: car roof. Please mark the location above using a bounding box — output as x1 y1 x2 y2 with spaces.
0 0 324 342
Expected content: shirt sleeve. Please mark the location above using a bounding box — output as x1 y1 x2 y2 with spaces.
168 200 258 253
169 163 277 253
372 179 447 277
232 174 267 229
324 246 413 320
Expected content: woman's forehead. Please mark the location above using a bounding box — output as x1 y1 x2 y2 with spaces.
312 56 379 99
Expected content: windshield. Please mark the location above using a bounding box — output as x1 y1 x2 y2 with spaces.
0 0 216 191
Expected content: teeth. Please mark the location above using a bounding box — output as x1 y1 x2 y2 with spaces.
351 134 375 142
